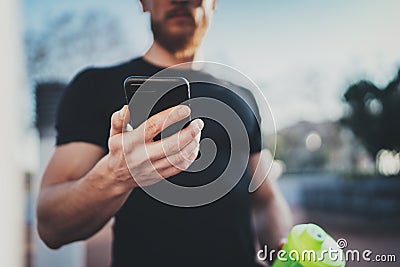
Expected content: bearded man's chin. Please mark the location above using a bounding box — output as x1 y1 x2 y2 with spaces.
151 21 199 55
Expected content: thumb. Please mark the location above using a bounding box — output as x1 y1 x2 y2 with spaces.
110 105 131 137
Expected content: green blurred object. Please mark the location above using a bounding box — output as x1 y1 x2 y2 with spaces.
272 224 346 267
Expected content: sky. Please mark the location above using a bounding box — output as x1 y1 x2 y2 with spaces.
23 0 400 129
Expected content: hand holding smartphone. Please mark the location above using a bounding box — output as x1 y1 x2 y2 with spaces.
123 76 191 141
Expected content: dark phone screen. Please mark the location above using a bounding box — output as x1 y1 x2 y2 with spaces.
124 76 190 140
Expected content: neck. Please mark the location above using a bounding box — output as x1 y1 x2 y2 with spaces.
143 41 202 68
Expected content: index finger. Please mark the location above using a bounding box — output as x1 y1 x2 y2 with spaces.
135 105 191 142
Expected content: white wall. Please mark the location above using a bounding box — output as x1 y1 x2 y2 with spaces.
0 0 26 266
32 133 86 267
0 0 86 266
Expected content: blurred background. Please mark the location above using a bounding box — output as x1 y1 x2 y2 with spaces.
2 0 399 266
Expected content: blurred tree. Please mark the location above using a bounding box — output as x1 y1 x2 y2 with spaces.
25 11 129 81
342 70 400 158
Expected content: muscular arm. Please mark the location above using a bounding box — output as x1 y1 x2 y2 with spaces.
37 105 203 249
249 150 293 252
37 143 133 249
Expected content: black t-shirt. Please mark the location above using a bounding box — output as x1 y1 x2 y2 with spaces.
56 57 263 267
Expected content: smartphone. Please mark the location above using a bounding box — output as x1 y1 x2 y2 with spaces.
123 76 191 141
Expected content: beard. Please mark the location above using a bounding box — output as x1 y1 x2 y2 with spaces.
151 15 208 57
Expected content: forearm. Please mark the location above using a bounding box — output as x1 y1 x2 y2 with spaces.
37 155 134 249
254 182 293 250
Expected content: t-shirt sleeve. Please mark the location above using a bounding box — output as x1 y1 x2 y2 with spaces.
55 68 109 150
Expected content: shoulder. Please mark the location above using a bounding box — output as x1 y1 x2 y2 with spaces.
221 80 261 122
202 76 260 118
195 71 258 108
220 80 258 110
70 58 141 87
62 58 143 104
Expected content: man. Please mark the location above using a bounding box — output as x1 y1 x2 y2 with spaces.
37 0 292 266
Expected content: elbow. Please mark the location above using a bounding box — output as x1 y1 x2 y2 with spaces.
36 221 63 249
36 202 63 249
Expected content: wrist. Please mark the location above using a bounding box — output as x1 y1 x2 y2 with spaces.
88 154 136 197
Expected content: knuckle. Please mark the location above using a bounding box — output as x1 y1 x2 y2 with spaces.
181 148 190 159
163 140 176 154
131 128 145 144
148 147 163 162
189 125 199 138
147 151 158 162
152 171 163 180
111 120 119 130
170 108 181 123
108 136 121 153
188 144 200 161
161 168 176 179
190 149 199 161
186 152 196 163
173 152 185 164
188 140 198 153
141 163 154 176
137 151 151 166
145 119 159 137
111 111 119 122
184 141 196 156
127 146 146 166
